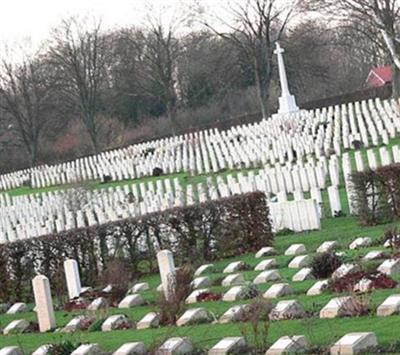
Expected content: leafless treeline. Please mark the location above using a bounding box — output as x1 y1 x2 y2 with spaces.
0 0 397 169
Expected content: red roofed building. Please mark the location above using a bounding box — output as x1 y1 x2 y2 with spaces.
366 66 393 88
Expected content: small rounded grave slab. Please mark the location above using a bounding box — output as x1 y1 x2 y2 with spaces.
0 347 24 355
208 337 246 355
316 241 339 253
223 261 245 273
3 319 30 335
254 259 277 271
253 270 281 285
306 280 328 296
62 315 91 333
176 308 213 327
137 312 160 329
349 237 372 250
288 255 311 269
191 276 211 289
320 296 357 319
266 335 307 355
255 247 276 258
219 304 250 324
130 283 149 293
363 250 385 261
101 314 131 332
87 297 108 311
32 345 51 355
112 342 146 355
332 264 360 279
156 337 193 355
194 264 214 277
263 283 293 299
284 244 306 256
330 332 377 355
377 294 400 316
71 344 103 355
270 300 305 320
221 273 245 287
185 289 209 304
118 294 144 309
292 268 315 282
377 258 400 276
222 286 248 302
6 303 28 315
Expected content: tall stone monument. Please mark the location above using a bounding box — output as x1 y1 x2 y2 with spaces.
32 275 56 332
274 42 299 115
157 250 176 301
64 259 82 299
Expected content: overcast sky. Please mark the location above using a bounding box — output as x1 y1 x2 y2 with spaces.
0 0 234 50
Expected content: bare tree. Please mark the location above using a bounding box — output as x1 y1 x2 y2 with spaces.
305 0 400 97
205 0 299 118
49 18 113 153
138 12 185 134
0 53 56 166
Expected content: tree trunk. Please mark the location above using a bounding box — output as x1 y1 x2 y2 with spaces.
392 64 400 99
254 58 268 119
166 101 179 136
30 143 38 167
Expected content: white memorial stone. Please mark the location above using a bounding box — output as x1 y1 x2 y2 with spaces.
270 300 305 320
223 261 245 273
330 332 377 355
288 255 310 269
292 268 315 282
3 319 30 335
156 337 193 355
137 312 160 329
32 275 56 332
176 308 212 327
266 335 307 355
263 283 293 299
377 294 400 316
254 259 277 271
284 244 306 256
316 241 339 253
377 258 400 276
221 274 245 287
118 294 145 308
253 270 281 284
307 280 328 296
255 247 276 258
112 342 146 355
64 259 82 299
208 337 246 355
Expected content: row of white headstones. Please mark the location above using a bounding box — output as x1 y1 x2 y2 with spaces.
0 96 398 192
1 140 400 243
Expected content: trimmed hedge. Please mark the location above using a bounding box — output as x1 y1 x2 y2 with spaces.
0 191 273 303
351 164 400 225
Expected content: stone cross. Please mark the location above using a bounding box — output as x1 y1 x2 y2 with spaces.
274 42 299 115
32 275 56 332
157 250 176 300
64 259 82 299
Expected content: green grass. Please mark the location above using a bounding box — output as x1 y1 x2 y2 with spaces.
2 216 400 353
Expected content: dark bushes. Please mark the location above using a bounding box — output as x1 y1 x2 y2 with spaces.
328 271 397 293
0 191 273 303
311 252 342 278
351 164 400 225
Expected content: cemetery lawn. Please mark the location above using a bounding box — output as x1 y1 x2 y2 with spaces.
2 216 400 353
